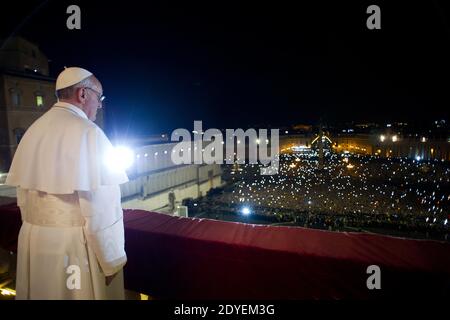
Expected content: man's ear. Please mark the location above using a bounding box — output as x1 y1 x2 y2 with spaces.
76 87 85 102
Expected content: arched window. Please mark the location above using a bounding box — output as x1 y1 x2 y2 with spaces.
35 91 44 107
8 88 21 107
13 128 26 145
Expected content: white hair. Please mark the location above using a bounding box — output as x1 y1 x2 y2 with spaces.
56 75 97 100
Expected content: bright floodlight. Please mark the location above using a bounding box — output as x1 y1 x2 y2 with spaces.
415 156 421 161
380 135 385 142
106 146 134 172
241 207 251 215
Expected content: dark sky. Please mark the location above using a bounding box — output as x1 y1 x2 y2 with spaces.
1 1 450 136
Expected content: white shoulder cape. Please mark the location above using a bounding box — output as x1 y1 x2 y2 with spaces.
6 102 129 194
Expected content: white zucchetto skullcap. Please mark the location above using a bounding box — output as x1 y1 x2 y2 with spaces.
55 66 93 90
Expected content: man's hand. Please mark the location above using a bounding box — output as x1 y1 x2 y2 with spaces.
105 272 118 286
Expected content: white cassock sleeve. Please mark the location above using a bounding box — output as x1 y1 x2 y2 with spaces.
78 185 127 276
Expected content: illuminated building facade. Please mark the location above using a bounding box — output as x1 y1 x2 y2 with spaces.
120 142 222 212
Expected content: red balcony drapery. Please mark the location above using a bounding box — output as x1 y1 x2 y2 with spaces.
1 204 450 299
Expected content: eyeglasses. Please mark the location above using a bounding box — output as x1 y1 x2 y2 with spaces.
84 87 105 103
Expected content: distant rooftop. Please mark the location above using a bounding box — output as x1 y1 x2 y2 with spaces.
0 36 50 77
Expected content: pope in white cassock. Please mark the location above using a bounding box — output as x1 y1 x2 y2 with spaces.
6 67 129 299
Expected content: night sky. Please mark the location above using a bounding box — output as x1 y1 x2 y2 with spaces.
1 1 450 137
